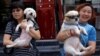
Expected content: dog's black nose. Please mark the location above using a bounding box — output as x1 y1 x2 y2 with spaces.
30 13 33 15
75 18 78 21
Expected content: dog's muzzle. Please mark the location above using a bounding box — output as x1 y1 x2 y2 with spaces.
29 13 33 16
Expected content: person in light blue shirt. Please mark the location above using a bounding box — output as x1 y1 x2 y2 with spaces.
56 3 96 56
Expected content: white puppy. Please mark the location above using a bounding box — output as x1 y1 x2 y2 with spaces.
6 8 36 48
61 10 92 56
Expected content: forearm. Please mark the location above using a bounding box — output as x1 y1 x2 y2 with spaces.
28 27 41 40
84 41 96 56
56 31 69 42
3 34 14 45
3 40 14 45
88 41 96 54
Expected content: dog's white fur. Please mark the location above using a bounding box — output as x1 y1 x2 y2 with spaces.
61 10 92 56
6 8 36 48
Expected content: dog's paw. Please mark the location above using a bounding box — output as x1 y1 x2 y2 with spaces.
80 28 87 35
6 43 17 48
26 24 33 32
15 28 18 32
15 24 21 32
26 27 30 32
6 45 13 48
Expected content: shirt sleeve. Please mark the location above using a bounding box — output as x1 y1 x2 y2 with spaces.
33 20 39 30
4 22 13 35
88 27 96 42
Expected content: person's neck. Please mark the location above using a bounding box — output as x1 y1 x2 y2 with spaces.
17 18 24 23
79 21 87 26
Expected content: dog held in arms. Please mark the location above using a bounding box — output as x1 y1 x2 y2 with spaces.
6 8 36 48
61 10 92 56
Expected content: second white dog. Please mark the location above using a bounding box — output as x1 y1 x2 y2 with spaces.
61 10 92 56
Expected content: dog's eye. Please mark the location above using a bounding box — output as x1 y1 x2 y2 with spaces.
67 16 74 19
67 15 79 19
77 15 79 17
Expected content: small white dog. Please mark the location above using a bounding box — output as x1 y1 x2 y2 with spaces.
6 8 36 48
61 10 92 56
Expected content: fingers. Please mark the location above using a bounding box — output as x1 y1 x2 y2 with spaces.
20 20 28 29
22 19 27 22
70 29 75 36
65 29 77 37
65 30 71 37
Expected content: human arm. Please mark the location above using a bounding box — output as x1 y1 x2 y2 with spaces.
3 34 14 45
56 29 72 42
3 22 14 46
88 41 96 54
84 27 96 56
83 41 96 56
28 27 41 40
20 20 41 40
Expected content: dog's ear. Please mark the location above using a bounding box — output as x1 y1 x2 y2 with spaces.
64 16 69 21
24 14 27 19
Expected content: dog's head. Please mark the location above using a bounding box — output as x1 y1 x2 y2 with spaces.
64 10 79 24
24 8 36 20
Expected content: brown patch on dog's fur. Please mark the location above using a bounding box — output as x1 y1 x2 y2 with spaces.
64 16 69 22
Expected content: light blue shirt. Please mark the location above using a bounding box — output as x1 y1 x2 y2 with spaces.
79 22 96 46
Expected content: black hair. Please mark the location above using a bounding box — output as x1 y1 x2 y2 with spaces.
10 1 25 13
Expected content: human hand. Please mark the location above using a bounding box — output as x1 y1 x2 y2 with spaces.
20 19 28 29
83 46 95 56
65 29 79 38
